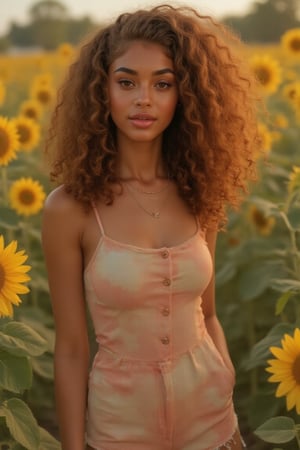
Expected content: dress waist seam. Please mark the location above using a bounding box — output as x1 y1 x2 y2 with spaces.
95 331 207 366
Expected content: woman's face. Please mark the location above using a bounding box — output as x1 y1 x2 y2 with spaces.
108 40 178 147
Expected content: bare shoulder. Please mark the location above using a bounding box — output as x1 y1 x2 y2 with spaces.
43 185 86 218
44 185 81 213
42 185 87 239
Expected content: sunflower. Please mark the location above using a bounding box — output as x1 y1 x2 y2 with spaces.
11 116 40 152
248 205 275 236
266 328 300 414
0 80 6 106
9 177 46 216
0 235 31 317
31 84 55 107
256 122 273 157
272 113 288 129
288 166 300 193
282 82 300 103
292 94 300 122
32 73 53 88
19 99 43 121
250 55 281 94
0 116 20 166
281 28 300 57
57 42 74 58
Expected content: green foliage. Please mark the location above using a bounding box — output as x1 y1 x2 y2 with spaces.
0 398 40 449
5 0 99 50
255 416 297 444
223 0 300 43
0 320 60 448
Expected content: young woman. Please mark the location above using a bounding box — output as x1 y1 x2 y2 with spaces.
42 5 259 450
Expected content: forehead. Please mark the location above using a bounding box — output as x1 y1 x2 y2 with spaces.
110 40 174 72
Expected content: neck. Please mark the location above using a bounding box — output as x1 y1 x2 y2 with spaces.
116 141 167 182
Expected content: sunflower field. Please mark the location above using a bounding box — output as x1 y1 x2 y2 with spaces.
0 28 300 449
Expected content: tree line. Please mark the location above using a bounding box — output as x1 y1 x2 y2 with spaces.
0 0 299 52
223 0 300 43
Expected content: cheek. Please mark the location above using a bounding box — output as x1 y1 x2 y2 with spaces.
161 97 178 118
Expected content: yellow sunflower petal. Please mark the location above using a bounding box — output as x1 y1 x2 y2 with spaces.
294 328 300 343
282 332 300 354
0 116 20 166
270 346 295 362
2 290 22 305
0 234 31 317
267 328 300 414
286 389 297 411
276 379 297 397
266 365 291 376
267 359 290 369
0 297 13 317
9 177 46 217
268 373 295 384
11 116 40 152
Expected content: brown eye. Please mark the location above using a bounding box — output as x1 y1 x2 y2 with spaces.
118 79 134 88
156 81 172 89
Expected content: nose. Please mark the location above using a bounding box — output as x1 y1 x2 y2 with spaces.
134 85 151 107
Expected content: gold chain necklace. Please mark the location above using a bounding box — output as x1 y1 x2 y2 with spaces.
125 183 162 219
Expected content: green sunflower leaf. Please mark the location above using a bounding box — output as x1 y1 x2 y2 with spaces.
254 416 296 443
0 321 47 357
1 398 40 449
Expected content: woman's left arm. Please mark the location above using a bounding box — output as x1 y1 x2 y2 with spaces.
202 229 236 378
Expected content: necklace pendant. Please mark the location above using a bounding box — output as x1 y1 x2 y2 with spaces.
152 211 160 219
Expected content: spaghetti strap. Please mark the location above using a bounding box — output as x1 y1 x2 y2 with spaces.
91 202 105 236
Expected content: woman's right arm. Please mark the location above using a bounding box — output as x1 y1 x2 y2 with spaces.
41 187 90 450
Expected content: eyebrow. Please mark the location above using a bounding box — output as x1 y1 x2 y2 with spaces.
113 67 175 76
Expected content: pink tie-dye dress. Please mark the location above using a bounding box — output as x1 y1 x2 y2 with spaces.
84 206 238 450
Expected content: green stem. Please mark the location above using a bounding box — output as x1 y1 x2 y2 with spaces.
20 219 37 307
279 211 300 320
20 219 30 253
247 301 257 394
1 167 8 206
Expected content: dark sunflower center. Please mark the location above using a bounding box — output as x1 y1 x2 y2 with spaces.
24 108 38 119
253 209 267 227
18 189 35 205
0 263 5 290
256 67 271 85
292 355 300 384
17 125 31 144
290 38 300 52
37 90 51 104
0 129 9 156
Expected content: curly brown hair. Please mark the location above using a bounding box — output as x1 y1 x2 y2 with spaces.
46 4 260 229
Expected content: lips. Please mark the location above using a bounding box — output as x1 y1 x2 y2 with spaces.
129 113 156 120
129 113 156 128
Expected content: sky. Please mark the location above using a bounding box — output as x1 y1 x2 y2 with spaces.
0 0 255 34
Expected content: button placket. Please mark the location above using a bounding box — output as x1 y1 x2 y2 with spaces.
161 306 170 316
162 277 171 286
160 249 172 350
161 336 170 345
161 249 169 259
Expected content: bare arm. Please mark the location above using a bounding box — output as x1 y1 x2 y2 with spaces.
42 187 90 450
202 229 235 377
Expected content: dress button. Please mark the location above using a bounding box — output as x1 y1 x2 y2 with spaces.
162 306 170 316
161 250 169 259
162 277 171 286
161 336 170 345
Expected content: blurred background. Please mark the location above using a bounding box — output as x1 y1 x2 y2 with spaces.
0 1 300 450
0 0 299 51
